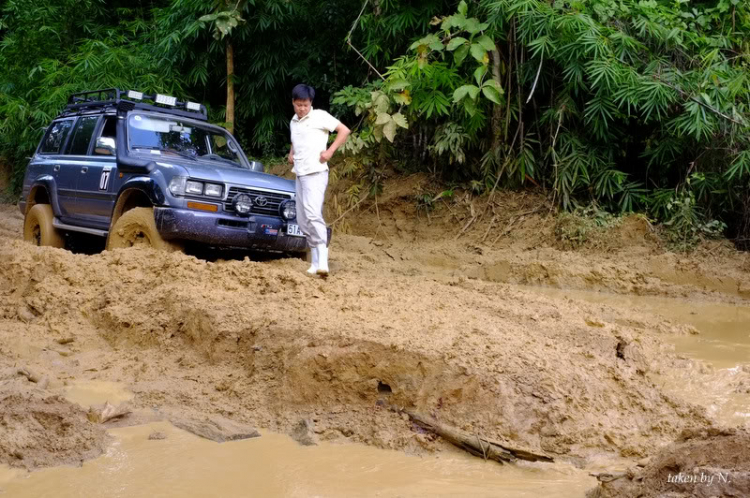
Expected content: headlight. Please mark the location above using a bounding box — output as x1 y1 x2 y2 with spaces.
168 176 187 195
185 180 203 195
280 200 296 220
204 183 223 197
233 194 253 216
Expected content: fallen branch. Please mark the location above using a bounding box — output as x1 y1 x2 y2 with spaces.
405 411 553 464
455 216 476 240
330 192 371 226
491 207 545 246
481 214 498 242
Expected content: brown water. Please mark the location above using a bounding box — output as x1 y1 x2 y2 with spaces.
535 287 750 425
0 422 594 497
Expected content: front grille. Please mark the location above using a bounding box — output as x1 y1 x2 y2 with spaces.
224 187 291 216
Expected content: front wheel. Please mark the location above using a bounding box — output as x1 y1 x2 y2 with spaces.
106 207 182 252
23 204 64 248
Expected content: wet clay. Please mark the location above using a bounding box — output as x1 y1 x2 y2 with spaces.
1 186 749 495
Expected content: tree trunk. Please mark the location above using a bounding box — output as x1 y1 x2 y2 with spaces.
226 39 235 135
490 45 504 151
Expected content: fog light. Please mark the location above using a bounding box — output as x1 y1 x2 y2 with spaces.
280 200 296 220
233 194 253 216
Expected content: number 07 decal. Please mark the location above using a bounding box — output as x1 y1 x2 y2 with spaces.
99 170 111 191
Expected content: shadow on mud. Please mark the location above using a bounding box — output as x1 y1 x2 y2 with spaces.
182 244 304 263
63 232 302 263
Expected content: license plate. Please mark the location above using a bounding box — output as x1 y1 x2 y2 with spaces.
286 223 304 237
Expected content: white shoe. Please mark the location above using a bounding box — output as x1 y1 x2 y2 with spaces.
316 244 329 275
306 247 319 275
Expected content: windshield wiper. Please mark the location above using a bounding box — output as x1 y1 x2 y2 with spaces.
133 146 197 161
199 153 242 168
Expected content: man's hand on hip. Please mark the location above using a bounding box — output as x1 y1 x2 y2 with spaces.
319 150 333 163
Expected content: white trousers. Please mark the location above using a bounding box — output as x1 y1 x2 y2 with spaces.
295 170 329 247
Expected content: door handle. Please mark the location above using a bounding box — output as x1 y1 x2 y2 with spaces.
53 165 60 172
81 167 88 173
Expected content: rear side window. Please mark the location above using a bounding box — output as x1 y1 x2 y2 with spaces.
39 120 74 154
67 116 100 155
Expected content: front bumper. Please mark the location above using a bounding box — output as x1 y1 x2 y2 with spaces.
153 207 308 252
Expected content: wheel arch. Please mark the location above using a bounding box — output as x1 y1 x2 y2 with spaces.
25 176 61 216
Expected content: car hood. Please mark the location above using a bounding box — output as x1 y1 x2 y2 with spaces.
157 158 295 193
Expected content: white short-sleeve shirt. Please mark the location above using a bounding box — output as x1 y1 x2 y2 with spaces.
290 108 341 176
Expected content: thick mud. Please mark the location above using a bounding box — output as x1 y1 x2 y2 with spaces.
0 422 595 498
1 175 750 495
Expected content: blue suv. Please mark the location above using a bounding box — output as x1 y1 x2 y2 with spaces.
19 88 308 255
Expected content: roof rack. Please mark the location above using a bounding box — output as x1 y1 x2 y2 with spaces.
63 88 208 121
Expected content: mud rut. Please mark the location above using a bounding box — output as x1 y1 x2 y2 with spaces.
1 195 750 495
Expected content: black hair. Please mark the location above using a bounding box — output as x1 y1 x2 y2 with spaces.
292 84 315 102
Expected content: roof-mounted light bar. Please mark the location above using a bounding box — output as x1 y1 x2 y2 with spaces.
65 89 207 119
155 94 177 106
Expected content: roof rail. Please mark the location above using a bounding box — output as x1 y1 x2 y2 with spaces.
64 88 208 121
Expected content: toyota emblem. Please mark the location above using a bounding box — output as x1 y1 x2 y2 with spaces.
254 195 268 207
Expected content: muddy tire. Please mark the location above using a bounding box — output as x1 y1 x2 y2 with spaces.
106 207 182 252
23 204 64 248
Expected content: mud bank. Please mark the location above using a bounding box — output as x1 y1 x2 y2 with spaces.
0 385 107 469
0 201 726 474
590 428 750 498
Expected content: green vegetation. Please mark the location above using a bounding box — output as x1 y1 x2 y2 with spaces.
2 0 750 246
555 206 623 250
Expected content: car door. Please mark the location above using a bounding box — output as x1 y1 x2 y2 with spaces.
66 115 115 227
35 119 77 218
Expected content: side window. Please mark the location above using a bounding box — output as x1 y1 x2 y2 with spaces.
67 116 100 155
93 117 117 156
39 120 74 154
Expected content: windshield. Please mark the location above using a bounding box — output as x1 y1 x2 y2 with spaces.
127 114 247 168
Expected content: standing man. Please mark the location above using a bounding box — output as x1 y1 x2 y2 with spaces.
288 84 350 276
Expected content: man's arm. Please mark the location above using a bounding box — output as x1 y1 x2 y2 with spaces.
287 145 294 165
320 123 351 163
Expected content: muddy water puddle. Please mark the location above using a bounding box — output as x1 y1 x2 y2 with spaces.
0 422 594 497
532 286 750 425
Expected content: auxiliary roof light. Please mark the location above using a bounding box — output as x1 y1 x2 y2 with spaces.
155 94 177 106
126 90 144 100
186 102 202 111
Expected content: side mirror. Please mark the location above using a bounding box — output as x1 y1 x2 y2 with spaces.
249 161 264 173
94 136 116 156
